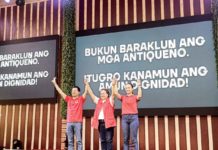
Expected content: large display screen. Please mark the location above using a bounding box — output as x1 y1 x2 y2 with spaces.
0 35 59 102
76 15 218 114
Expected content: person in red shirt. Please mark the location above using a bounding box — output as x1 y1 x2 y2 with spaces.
113 79 142 150
85 80 116 150
51 77 87 150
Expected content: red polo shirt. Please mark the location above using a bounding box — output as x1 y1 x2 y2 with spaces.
65 96 85 122
120 95 138 115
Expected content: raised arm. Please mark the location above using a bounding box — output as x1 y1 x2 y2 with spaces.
86 82 98 104
111 78 116 98
113 78 122 99
137 80 142 100
51 77 67 100
82 80 88 99
109 78 117 106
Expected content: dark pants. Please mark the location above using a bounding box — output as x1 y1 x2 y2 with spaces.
122 114 139 150
98 120 114 150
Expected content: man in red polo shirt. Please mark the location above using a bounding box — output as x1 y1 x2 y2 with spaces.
51 77 87 150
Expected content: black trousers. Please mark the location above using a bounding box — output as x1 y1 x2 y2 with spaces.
98 120 114 150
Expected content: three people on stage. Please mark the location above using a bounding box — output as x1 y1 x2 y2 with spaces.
52 77 142 150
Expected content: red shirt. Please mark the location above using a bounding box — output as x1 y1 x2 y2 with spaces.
120 95 138 115
65 96 85 122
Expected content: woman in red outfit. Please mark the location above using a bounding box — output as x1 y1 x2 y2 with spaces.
113 80 142 150
85 80 116 150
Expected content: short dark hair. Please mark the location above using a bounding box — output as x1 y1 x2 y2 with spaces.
101 89 110 97
72 86 80 92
